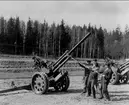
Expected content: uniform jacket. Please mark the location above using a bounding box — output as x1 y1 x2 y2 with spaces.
103 67 113 83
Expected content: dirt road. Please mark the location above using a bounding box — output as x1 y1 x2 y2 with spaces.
0 76 129 105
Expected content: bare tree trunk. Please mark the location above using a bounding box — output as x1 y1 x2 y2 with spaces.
92 45 95 58
81 43 84 58
76 33 79 57
23 35 25 55
59 34 61 57
89 38 92 58
97 47 100 58
38 33 41 56
52 35 54 58
83 42 86 58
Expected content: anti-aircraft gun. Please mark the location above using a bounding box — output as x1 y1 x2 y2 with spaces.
31 32 91 94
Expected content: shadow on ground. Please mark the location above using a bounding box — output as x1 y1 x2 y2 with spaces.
46 88 83 95
0 84 32 96
0 85 83 96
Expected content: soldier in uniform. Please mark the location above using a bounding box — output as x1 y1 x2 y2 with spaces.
78 61 91 94
87 59 100 98
70 57 91 94
32 56 48 69
32 56 54 77
98 63 113 101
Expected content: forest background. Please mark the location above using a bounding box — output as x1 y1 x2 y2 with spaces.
0 16 128 59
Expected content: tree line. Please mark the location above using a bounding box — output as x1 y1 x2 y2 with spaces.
0 16 128 59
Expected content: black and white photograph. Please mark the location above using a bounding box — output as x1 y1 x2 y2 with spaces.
0 0 129 105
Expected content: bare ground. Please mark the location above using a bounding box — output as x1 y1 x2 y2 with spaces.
0 76 129 105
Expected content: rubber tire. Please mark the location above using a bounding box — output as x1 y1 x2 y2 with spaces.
125 72 129 83
31 72 49 94
121 73 129 84
110 72 120 85
62 75 70 91
54 75 70 91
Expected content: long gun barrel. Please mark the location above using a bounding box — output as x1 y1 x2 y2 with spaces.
31 32 92 94
52 32 91 72
68 32 91 55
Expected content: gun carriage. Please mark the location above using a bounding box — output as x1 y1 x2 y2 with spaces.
110 60 129 85
31 32 91 94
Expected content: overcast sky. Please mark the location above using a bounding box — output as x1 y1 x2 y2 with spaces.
0 1 129 32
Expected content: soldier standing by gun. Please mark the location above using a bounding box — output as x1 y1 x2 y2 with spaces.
98 62 113 101
87 59 100 98
71 57 91 94
78 61 91 94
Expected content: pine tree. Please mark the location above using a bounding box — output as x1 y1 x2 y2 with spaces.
97 26 104 58
33 20 40 54
15 17 23 54
48 22 56 57
0 17 6 53
25 17 34 54
40 20 49 57
20 20 26 55
6 17 15 53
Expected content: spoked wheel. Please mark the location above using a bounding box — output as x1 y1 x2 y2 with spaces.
31 72 49 94
119 74 129 84
110 72 119 85
54 75 70 92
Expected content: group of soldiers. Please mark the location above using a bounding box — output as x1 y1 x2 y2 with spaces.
32 55 113 101
77 58 113 101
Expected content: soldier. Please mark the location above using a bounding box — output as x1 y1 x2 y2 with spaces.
70 57 91 94
87 59 100 98
32 56 54 76
78 61 91 94
92 59 99 71
32 56 47 69
98 63 113 101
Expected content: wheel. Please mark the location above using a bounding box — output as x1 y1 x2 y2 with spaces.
31 72 49 94
61 75 70 91
119 73 129 84
110 72 119 85
54 75 70 91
